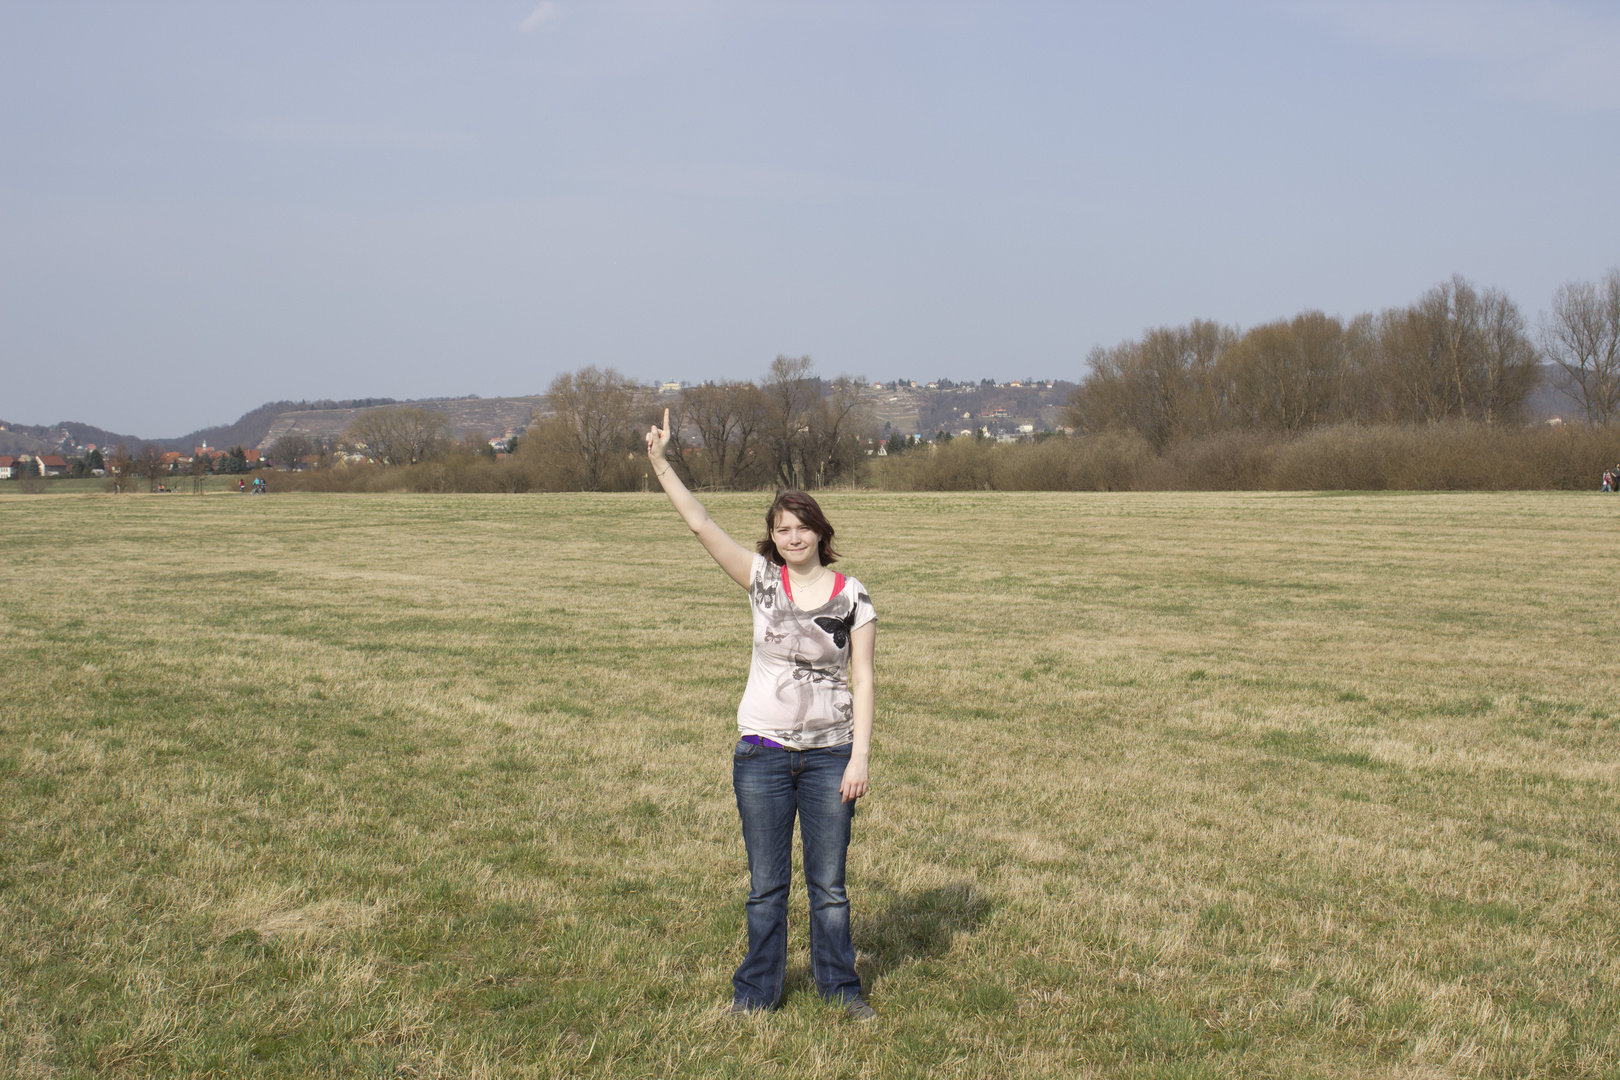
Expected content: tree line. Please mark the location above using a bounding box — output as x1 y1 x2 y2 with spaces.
273 357 876 494
263 268 1619 494
1064 271 1620 448
531 357 871 492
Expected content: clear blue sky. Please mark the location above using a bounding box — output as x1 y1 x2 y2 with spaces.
3 1 1617 437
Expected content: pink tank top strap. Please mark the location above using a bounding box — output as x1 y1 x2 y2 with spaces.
779 564 847 603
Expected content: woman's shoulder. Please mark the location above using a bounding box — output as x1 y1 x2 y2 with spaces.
839 572 874 605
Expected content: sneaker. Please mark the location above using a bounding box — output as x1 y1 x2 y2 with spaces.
844 999 877 1022
729 1000 766 1016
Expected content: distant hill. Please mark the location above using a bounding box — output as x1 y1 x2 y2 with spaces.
0 420 145 455
255 396 548 451
1 395 543 458
0 428 48 455
167 398 401 452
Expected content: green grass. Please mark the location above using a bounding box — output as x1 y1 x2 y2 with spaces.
3 489 1619 1078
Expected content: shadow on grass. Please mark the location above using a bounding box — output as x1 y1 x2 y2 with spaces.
800 882 999 1003
856 882 995 972
779 882 994 1003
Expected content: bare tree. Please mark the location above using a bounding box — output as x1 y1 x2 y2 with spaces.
188 448 211 492
1064 321 1235 450
546 366 637 490
1393 280 1469 422
1131 327 1195 449
347 406 450 466
395 407 450 464
1436 277 1483 419
107 444 133 493
269 433 316 470
1225 312 1345 431
1369 277 1539 425
1064 341 1142 440
1364 304 1445 423
137 443 167 491
681 380 769 489
1473 286 1538 424
1341 311 1396 423
1541 269 1620 426
1176 319 1239 437
762 355 820 488
803 376 872 487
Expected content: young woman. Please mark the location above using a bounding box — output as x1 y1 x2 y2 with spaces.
645 409 878 1021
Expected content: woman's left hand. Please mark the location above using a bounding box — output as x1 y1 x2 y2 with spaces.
840 758 868 803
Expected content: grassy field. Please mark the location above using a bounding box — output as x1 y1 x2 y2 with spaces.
2 490 1618 1079
0 476 267 497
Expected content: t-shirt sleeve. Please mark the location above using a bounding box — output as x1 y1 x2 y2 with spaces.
747 552 772 612
850 579 876 631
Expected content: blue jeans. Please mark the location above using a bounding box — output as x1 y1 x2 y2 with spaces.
731 739 862 1009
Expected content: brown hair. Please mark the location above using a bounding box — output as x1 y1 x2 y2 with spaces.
756 490 839 566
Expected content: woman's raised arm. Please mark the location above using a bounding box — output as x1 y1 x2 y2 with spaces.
646 408 754 588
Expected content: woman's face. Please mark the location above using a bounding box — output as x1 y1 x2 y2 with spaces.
772 510 820 566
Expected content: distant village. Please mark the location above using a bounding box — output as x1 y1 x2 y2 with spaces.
0 444 261 481
0 377 1077 480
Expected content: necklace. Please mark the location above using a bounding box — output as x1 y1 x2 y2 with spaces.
788 566 827 591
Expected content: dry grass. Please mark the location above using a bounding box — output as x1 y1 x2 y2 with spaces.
2 490 1618 1078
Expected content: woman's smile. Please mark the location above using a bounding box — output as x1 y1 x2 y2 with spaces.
773 511 821 569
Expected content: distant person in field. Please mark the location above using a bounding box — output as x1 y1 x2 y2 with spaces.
645 408 878 1022
1605 470 1613 493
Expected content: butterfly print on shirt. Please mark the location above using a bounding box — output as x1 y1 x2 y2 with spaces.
763 627 788 644
790 655 839 684
814 609 857 650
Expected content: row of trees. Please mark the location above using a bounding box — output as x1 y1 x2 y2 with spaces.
271 269 1619 495
268 357 875 493
275 414 1620 495
1065 271 1620 448
1065 276 1556 449
529 357 871 492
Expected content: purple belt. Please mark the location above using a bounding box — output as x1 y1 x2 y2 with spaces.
742 734 787 749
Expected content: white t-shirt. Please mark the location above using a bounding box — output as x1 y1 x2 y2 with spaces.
736 553 876 749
